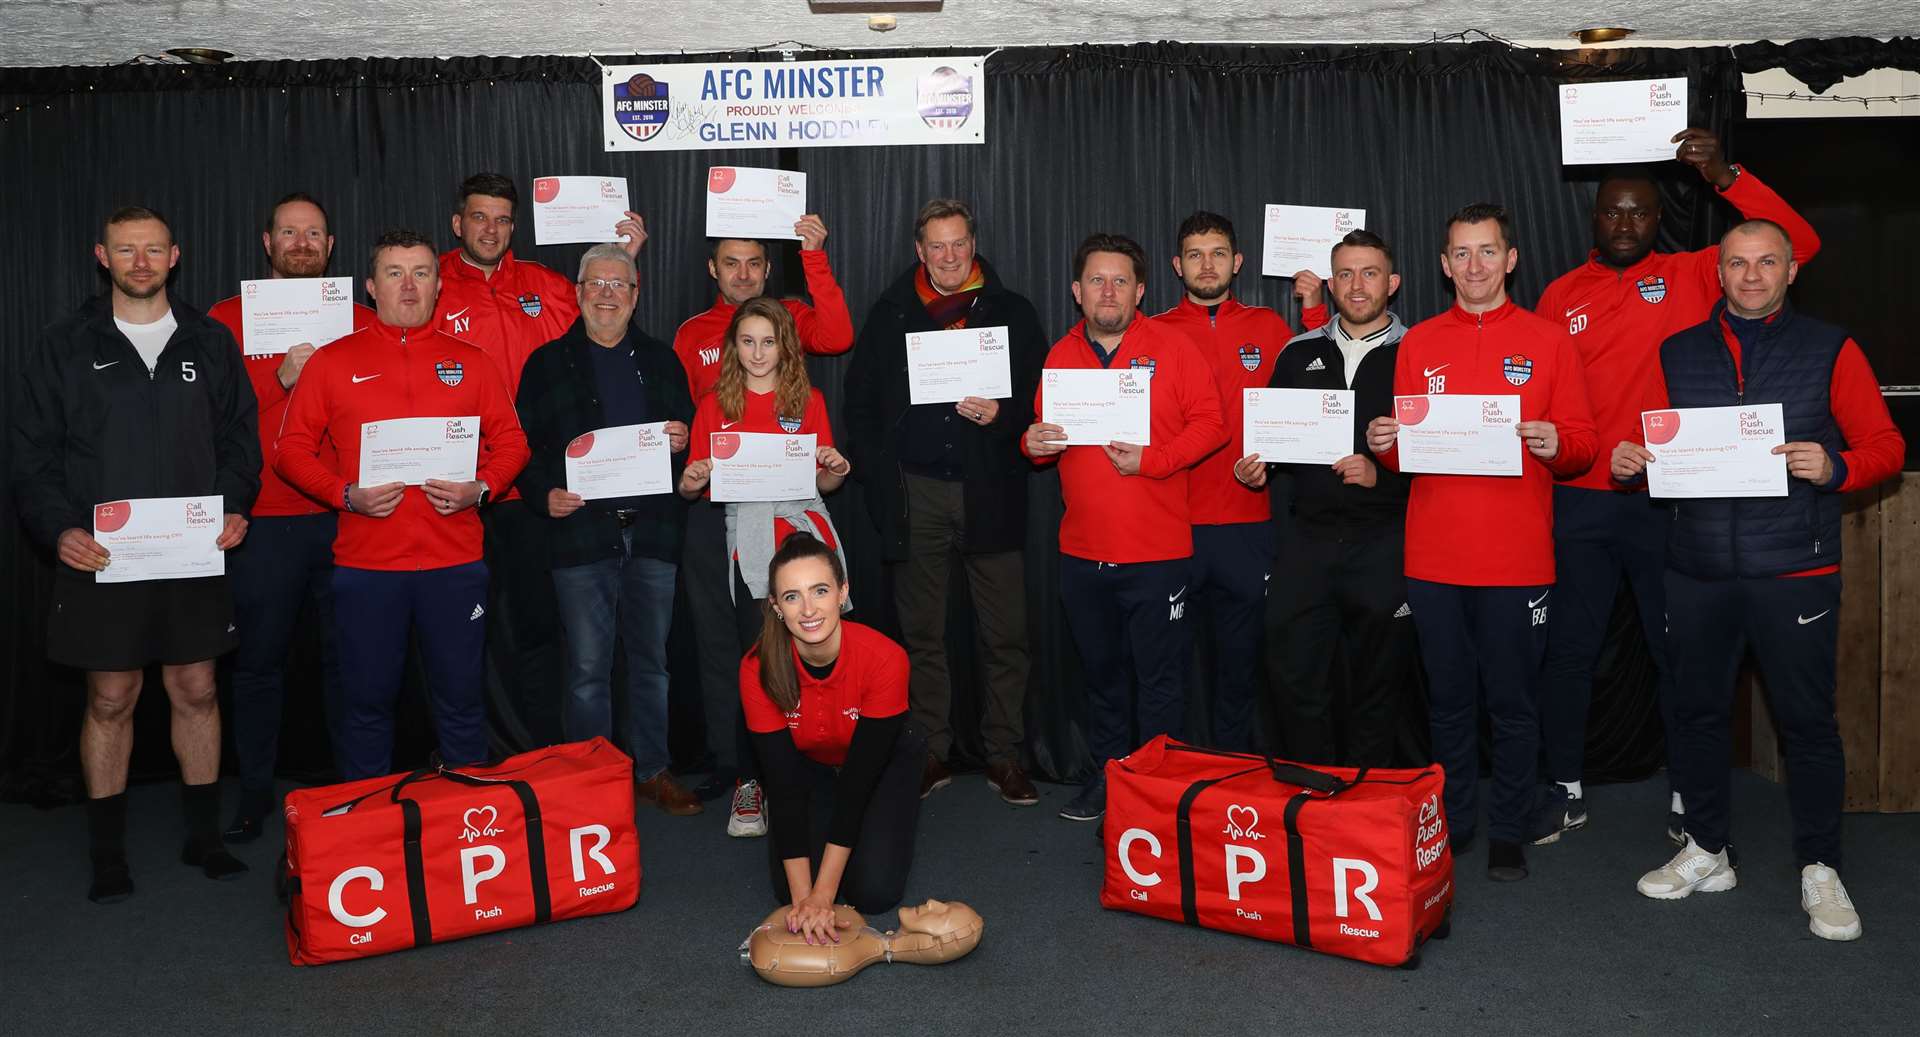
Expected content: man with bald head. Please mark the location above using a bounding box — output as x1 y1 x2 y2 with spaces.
1609 219 1903 940
1533 129 1823 847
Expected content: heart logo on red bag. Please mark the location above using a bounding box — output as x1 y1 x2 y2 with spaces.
460 805 504 843
1223 804 1264 841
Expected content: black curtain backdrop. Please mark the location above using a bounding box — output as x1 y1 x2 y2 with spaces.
1 40 1755 801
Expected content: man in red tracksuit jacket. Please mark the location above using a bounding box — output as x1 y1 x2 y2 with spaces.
1533 129 1824 846
277 230 530 780
1024 233 1225 824
208 191 372 840
436 172 644 747
1611 220 1902 941
1366 203 1596 882
671 213 855 824
1154 210 1327 751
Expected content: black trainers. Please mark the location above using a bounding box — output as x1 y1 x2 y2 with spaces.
88 858 134 904
183 842 250 881
1059 774 1106 822
1531 786 1588 845
1487 840 1528 882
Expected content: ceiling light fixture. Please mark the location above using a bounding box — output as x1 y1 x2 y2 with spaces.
1569 26 1634 45
808 2 944 13
166 47 234 64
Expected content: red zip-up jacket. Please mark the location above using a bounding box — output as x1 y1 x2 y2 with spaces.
1154 296 1326 525
275 318 530 571
1023 316 1225 564
672 249 854 400
209 295 373 517
1378 301 1597 586
1536 171 1820 491
1629 313 1905 577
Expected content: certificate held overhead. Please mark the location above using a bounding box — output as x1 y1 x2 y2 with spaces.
1558 77 1689 165
706 166 807 241
531 175 634 246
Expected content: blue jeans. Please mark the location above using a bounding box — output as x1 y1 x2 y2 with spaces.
551 530 677 780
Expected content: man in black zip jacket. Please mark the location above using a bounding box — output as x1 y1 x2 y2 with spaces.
1234 230 1414 767
515 244 701 816
11 206 259 902
842 198 1046 806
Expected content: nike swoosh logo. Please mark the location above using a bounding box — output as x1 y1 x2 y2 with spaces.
443 307 470 321
92 360 119 370
1797 610 1830 625
1564 303 1591 317
1527 591 1549 608
720 420 739 430
1423 364 1449 378
351 374 381 383
1169 586 1187 603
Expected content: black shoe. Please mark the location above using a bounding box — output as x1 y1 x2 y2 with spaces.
88 859 134 904
1667 810 1687 848
224 816 265 844
1530 786 1587 845
183 842 250 881
1059 775 1106 822
694 769 738 802
1487 840 1528 882
1449 830 1477 856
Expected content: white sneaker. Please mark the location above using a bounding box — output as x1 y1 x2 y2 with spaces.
1800 864 1862 941
727 779 767 838
1637 837 1737 899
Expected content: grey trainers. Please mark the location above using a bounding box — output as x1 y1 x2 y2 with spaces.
1636 837 1736 900
1800 864 1862 941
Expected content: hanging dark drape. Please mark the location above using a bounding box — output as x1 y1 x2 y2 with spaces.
2 41 1746 801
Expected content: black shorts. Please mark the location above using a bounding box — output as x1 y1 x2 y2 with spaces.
46 573 237 671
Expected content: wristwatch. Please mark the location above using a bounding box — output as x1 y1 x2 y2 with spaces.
475 483 491 508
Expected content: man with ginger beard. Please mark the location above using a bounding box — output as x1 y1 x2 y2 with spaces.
207 192 372 840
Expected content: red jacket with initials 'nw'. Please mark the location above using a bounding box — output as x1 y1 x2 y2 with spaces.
671 249 854 401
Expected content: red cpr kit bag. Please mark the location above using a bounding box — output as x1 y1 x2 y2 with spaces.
1101 736 1453 967
282 737 641 965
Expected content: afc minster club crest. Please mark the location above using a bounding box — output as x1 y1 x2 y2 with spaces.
519 293 544 318
1502 354 1534 386
435 359 465 387
916 65 974 130
1238 344 1261 372
1637 275 1668 304
612 73 670 142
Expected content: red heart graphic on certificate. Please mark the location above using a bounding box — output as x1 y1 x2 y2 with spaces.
566 432 595 458
533 177 561 204
711 432 741 459
1643 410 1681 445
94 500 132 533
707 167 737 194
1396 397 1431 425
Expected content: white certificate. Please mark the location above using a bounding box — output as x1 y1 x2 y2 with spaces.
531 175 633 246
1395 394 1522 476
1558 77 1689 165
705 166 806 241
239 277 354 356
92 495 225 584
906 325 1014 405
1261 204 1367 279
1042 369 1151 446
1243 388 1355 465
564 422 673 500
358 416 480 486
1643 404 1788 499
710 432 817 503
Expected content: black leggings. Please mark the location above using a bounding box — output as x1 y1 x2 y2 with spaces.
764 723 926 915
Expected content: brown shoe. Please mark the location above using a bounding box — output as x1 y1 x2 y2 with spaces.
986 760 1040 806
636 772 704 816
921 754 953 799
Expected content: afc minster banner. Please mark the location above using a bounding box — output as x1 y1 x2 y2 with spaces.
601 56 985 152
